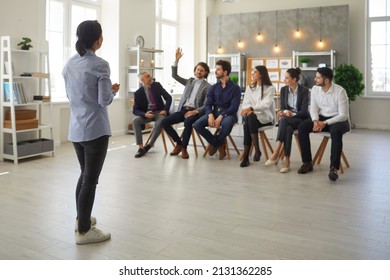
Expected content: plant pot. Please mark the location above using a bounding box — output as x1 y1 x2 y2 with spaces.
301 63 308 68
21 46 30 50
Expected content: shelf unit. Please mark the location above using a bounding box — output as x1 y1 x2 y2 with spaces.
0 36 54 164
292 50 336 71
292 50 336 88
126 46 164 133
207 52 246 90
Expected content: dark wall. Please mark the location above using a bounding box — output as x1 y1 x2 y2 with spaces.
207 5 349 65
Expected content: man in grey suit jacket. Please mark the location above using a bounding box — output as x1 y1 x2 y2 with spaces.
161 48 211 159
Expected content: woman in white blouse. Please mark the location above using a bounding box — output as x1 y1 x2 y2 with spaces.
240 65 276 167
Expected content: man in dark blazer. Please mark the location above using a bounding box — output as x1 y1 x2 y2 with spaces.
133 71 172 158
161 48 211 159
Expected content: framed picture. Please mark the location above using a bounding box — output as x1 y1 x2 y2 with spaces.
269 71 279 81
266 59 278 69
280 69 287 81
279 58 292 69
251 59 263 68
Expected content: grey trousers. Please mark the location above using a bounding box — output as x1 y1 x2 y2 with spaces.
133 114 166 146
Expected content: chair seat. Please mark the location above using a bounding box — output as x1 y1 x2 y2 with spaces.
312 131 350 174
144 126 175 154
202 126 240 160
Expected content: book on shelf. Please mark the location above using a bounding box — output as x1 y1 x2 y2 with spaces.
20 72 49 78
3 82 27 104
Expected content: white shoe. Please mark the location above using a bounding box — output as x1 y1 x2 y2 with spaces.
76 227 111 245
74 216 97 232
280 167 290 173
265 159 277 166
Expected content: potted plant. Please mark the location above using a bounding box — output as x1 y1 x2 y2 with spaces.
298 57 311 67
230 75 239 83
334 64 365 128
17 37 33 50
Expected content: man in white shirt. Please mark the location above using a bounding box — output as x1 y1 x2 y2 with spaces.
297 67 350 181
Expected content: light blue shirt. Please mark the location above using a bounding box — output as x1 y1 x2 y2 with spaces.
62 50 115 142
287 86 298 112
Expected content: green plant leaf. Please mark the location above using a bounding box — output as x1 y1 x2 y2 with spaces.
334 64 365 101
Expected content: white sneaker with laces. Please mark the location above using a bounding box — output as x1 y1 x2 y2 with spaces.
76 227 111 245
74 216 97 232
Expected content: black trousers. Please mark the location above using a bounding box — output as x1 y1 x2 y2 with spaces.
276 117 304 157
73 135 109 232
242 113 272 146
298 117 349 169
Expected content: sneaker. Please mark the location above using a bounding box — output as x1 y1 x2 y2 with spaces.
170 144 182 156
74 216 97 232
297 162 313 174
76 227 111 245
328 166 339 181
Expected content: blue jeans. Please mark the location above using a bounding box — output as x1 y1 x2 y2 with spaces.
194 113 237 149
161 108 200 148
73 135 109 233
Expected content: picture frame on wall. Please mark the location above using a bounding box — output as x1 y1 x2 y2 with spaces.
251 59 263 68
280 69 287 81
279 59 292 69
269 71 279 81
266 59 278 69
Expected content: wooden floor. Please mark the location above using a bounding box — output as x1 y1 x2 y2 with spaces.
0 128 389 260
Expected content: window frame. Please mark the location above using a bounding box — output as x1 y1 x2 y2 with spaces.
366 0 390 98
155 0 179 90
46 0 101 102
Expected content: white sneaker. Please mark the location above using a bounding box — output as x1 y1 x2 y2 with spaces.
74 216 97 232
76 227 111 245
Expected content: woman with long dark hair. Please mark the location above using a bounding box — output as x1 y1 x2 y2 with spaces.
240 65 276 167
62 20 119 244
265 68 309 173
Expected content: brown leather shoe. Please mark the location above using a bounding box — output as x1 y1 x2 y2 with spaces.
218 145 226 160
208 144 217 156
297 162 313 174
181 148 189 159
170 144 182 156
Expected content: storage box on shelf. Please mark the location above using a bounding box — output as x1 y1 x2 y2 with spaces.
0 36 54 164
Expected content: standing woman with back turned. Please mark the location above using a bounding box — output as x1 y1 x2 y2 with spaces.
62 20 120 245
240 65 276 167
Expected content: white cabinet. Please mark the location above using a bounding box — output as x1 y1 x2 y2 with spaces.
126 46 164 133
208 52 246 90
0 36 54 164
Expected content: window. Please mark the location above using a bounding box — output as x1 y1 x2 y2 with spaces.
46 0 101 101
367 0 390 97
155 0 178 89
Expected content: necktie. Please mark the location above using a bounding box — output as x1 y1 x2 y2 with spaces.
147 88 157 111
